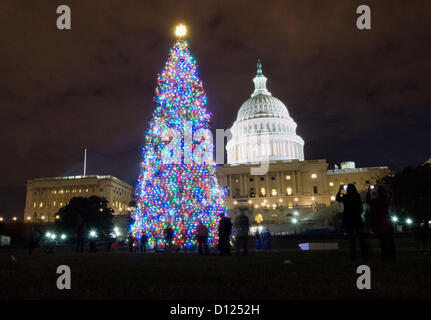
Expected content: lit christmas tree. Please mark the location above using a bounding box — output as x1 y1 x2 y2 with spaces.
130 25 228 249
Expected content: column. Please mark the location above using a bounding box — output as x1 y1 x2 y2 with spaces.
277 171 282 195
255 176 259 198
281 170 285 195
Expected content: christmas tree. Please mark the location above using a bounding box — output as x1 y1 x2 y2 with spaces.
130 26 228 249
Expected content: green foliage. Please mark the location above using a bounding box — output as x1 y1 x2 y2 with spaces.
383 164 431 221
56 196 114 236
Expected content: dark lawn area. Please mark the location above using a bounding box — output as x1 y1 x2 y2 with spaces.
1 239 430 300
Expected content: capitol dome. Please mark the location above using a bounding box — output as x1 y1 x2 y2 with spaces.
226 60 305 164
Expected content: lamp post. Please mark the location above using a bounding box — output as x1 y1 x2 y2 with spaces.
292 218 298 234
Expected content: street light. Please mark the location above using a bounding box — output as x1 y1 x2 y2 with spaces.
406 218 413 225
89 230 97 238
61 234 67 240
292 218 298 234
391 216 398 223
293 211 299 216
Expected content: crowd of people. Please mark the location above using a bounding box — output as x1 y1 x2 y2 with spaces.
336 183 397 260
123 212 252 256
26 184 430 259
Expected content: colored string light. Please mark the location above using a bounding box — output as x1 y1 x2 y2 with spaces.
130 40 228 249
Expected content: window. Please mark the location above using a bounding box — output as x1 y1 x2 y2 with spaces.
271 177 275 181
271 189 277 196
39 202 43 208
286 187 293 195
33 202 36 208
260 177 264 181
288 202 293 208
250 178 254 182
260 187 266 196
313 186 318 194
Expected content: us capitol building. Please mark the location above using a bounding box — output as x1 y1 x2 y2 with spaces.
216 61 390 231
23 60 389 232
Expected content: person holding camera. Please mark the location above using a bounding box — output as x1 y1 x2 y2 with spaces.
337 183 368 260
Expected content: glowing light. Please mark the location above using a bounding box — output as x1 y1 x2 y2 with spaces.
12 217 17 221
279 199 283 202
41 216 45 220
46 232 51 238
27 217 31 220
175 24 187 37
292 218 298 224
329 182 334 187
406 218 412 225
294 211 299 216
90 230 97 238
0 217 3 222
56 215 60 219
50 234 56 240
311 197 315 201
294 198 298 202
61 234 66 240
330 195 336 201
311 174 317 179
248 200 252 204
391 216 398 222
234 201 238 205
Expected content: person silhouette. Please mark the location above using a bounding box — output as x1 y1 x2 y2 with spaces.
367 186 396 260
337 184 368 260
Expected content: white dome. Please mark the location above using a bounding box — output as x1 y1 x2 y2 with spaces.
236 94 290 123
226 60 305 164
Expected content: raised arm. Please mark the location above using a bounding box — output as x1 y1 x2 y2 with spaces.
336 185 344 202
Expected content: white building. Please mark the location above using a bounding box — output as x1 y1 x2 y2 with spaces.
218 61 390 229
226 59 304 164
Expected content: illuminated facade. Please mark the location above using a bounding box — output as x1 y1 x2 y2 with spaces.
226 60 304 164
24 175 133 223
218 61 390 226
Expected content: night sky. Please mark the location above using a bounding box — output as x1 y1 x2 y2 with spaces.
1 0 430 218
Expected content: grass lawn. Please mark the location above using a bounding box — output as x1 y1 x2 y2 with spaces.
1 242 430 300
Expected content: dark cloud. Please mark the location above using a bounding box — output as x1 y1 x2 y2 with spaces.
1 0 430 217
